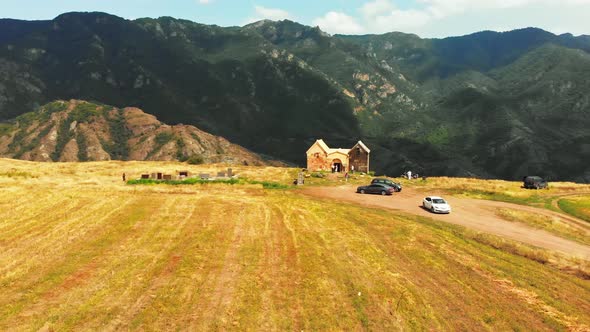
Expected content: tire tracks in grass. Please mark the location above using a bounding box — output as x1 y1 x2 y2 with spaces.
105 199 198 331
64 195 181 330
195 201 248 331
11 195 162 330
0 195 111 255
255 200 304 331
551 193 590 226
0 196 143 328
284 198 370 330
0 195 125 282
0 189 71 235
439 247 590 331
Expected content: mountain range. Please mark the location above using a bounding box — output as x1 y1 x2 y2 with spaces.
0 12 589 181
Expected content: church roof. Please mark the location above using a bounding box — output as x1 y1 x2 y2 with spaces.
352 140 371 153
307 139 370 155
306 139 330 154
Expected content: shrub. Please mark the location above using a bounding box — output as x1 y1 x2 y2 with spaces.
76 133 88 161
41 101 68 120
70 102 103 123
14 124 53 159
186 154 204 165
190 132 202 144
155 132 174 145
51 118 74 161
0 123 13 136
146 131 175 159
14 112 38 128
176 138 187 161
108 109 131 160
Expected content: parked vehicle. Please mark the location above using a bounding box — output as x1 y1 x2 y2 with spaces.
356 183 395 195
523 176 548 189
422 196 451 214
371 178 402 192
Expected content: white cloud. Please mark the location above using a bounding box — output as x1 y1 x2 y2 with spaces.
313 0 590 37
197 0 213 4
360 0 395 18
247 5 293 22
312 12 365 34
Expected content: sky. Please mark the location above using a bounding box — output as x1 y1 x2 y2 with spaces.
2 0 590 38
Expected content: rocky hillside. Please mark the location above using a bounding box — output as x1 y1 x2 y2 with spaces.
0 100 268 164
0 12 589 181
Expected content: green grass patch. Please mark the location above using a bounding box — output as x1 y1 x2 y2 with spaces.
445 188 557 210
127 178 240 185
247 180 290 189
127 177 290 189
558 196 590 223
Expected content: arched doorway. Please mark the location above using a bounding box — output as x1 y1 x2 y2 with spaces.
332 159 343 172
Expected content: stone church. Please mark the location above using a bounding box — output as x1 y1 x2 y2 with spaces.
306 139 370 173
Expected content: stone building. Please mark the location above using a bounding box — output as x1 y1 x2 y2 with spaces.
306 139 370 173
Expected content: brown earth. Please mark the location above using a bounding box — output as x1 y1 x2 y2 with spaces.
301 185 590 259
0 100 277 165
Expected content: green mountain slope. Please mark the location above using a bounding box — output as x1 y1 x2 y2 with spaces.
0 12 360 163
0 12 589 181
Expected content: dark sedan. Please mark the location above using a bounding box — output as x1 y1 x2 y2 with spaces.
356 183 395 195
371 178 402 192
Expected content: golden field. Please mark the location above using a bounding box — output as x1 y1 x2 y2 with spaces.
1 159 589 330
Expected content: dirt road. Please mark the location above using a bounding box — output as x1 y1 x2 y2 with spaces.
301 185 590 259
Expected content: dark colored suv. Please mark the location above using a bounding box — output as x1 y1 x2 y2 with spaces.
523 176 548 189
371 178 402 192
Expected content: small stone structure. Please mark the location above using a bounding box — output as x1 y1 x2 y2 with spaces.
306 139 370 173
178 170 191 178
296 172 304 185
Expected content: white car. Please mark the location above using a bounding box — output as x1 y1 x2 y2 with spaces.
423 196 451 214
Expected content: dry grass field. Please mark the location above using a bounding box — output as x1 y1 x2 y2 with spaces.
1 159 590 330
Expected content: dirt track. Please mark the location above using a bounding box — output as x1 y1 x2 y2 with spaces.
301 185 590 259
